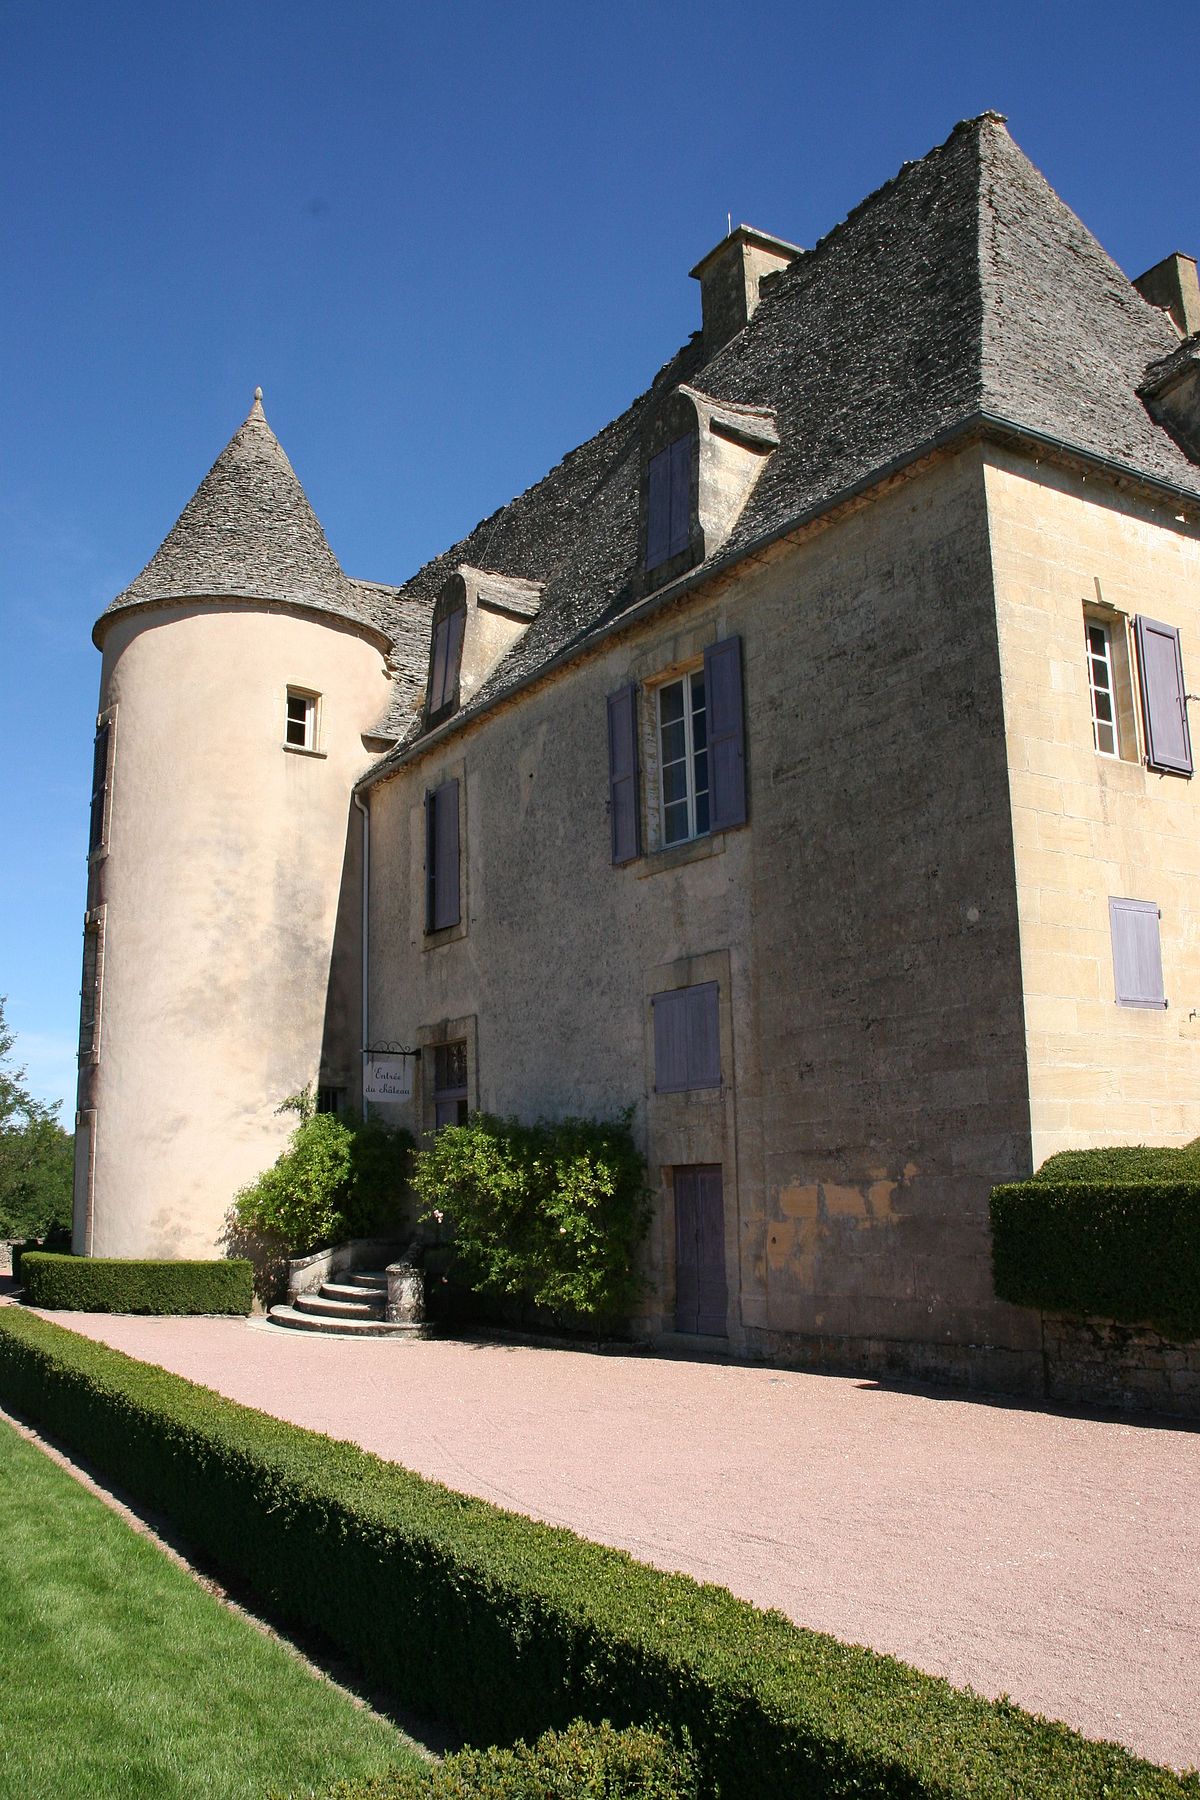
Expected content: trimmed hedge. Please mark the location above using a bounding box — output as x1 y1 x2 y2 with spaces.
991 1182 1200 1339
311 1720 696 1799
1033 1145 1200 1183
19 1253 253 1316
0 1313 1194 1799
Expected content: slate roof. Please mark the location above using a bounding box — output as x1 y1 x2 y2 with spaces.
100 394 387 639
362 112 1199 769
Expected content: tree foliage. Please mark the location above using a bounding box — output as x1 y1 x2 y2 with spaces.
230 1090 414 1256
0 997 73 1240
412 1111 651 1325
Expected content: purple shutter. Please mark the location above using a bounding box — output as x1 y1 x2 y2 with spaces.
668 435 693 558
694 1165 728 1336
685 982 721 1088
646 446 671 570
89 722 109 853
653 989 689 1092
424 789 437 931
433 778 460 931
428 616 450 713
443 608 466 709
606 684 641 865
705 636 747 830
673 1167 699 1332
1109 898 1166 1008
1135 616 1193 775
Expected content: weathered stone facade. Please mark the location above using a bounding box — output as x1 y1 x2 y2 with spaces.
78 115 1200 1404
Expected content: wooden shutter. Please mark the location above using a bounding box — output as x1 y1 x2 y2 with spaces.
428 616 450 714
606 684 641 865
653 982 720 1091
89 722 110 853
652 989 690 1092
1135 616 1193 775
1109 897 1166 1009
443 608 466 710
686 982 721 1088
705 636 747 830
694 1165 728 1335
646 447 671 570
667 435 693 558
430 779 460 931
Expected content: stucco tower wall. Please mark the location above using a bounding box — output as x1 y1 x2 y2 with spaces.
79 600 389 1259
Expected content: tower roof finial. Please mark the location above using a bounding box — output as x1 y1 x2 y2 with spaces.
254 385 263 403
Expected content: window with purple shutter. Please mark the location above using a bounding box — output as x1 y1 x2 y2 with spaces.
645 434 695 571
89 722 110 854
606 684 641 865
704 635 747 830
652 981 720 1092
428 608 467 717
424 779 460 933
1135 616 1193 775
1109 898 1166 1009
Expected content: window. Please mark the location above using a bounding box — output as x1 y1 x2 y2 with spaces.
646 433 694 571
78 911 104 1061
424 779 461 933
433 1041 468 1128
658 670 710 845
316 1086 344 1115
652 982 721 1093
285 689 319 750
428 607 466 718
89 719 111 855
1086 620 1119 757
1109 898 1167 1009
608 636 745 864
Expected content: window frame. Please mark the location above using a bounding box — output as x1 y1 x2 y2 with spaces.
432 1040 469 1129
655 668 711 848
284 688 321 753
78 907 105 1064
1085 617 1119 758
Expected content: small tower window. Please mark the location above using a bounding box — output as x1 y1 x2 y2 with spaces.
285 689 320 751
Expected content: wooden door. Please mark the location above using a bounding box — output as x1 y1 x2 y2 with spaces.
673 1164 727 1336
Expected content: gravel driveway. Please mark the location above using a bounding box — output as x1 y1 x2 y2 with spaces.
16 1308 1200 1774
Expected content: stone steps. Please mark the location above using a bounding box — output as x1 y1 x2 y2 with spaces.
268 1268 428 1339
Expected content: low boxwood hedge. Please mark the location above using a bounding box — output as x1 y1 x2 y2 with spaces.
310 1720 696 1799
0 1312 1193 1799
19 1252 253 1316
1032 1145 1200 1183
990 1181 1200 1339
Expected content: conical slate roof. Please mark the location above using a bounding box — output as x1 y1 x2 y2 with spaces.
100 393 382 637
366 112 1200 752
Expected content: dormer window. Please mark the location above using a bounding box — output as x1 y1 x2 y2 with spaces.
646 434 696 571
428 605 466 719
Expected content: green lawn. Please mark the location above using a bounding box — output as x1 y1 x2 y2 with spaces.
0 1417 426 1798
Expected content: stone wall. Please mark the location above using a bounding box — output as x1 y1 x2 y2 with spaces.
1042 1312 1200 1420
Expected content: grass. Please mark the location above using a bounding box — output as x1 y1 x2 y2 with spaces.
0 1417 425 1799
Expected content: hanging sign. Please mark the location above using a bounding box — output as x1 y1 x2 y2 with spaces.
362 1052 415 1103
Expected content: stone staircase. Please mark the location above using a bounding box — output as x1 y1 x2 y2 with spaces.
268 1269 428 1339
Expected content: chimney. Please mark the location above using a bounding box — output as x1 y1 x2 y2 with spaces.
690 224 801 359
1133 253 1200 338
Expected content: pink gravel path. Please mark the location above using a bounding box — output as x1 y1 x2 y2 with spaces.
18 1308 1200 1774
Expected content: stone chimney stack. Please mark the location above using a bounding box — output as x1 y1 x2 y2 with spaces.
1133 253 1200 338
690 224 801 359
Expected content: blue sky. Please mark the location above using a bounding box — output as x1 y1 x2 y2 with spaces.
1 0 1196 1111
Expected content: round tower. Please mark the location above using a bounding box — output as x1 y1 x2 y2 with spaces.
74 394 396 1259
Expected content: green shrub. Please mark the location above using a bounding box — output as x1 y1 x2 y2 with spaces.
1033 1144 1200 1182
412 1113 650 1326
312 1721 696 1799
19 1253 253 1315
11 1220 71 1283
0 1311 1193 1800
232 1093 414 1256
991 1181 1200 1338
